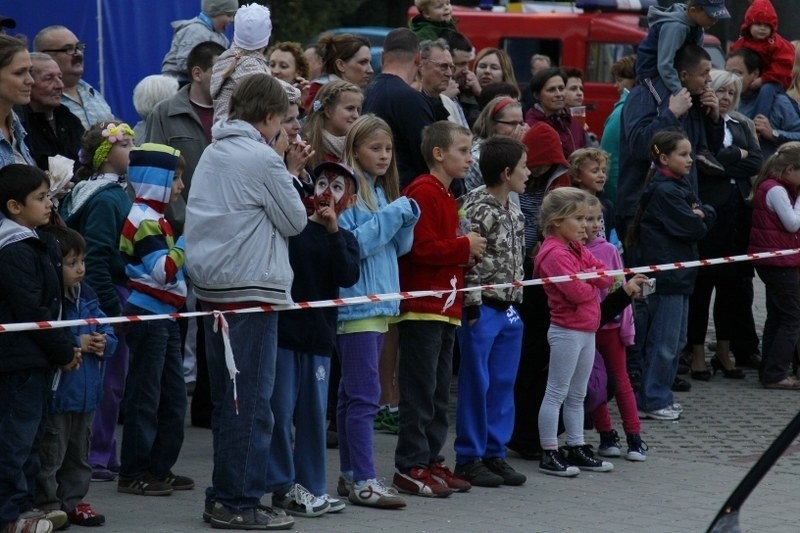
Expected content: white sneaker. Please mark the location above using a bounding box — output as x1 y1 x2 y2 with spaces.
6 511 53 533
671 403 684 413
639 407 680 421
271 483 330 517
321 494 346 513
349 478 407 509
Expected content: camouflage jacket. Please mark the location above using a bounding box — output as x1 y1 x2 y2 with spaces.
460 187 526 308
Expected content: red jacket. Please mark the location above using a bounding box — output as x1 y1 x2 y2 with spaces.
533 235 613 332
399 174 471 319
730 0 794 89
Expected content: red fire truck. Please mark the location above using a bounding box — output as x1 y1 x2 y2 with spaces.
413 0 724 134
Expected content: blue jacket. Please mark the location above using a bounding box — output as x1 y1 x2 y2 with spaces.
739 90 800 158
0 110 33 167
617 77 723 221
49 282 117 414
337 180 419 322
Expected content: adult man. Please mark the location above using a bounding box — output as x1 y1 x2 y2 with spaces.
726 47 800 157
419 39 454 123
144 40 225 429
443 32 481 127
34 25 114 129
363 28 435 190
530 54 551 76
17 53 84 171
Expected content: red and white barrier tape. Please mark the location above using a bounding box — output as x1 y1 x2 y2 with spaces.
2 248 798 334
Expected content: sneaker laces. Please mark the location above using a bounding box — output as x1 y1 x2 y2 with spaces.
601 429 621 448
365 478 396 496
290 484 323 509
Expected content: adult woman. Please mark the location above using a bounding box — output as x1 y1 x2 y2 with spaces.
473 48 516 91
687 69 763 380
304 34 372 109
0 35 34 167
464 96 528 191
524 67 585 159
267 41 311 106
302 80 362 169
787 40 800 104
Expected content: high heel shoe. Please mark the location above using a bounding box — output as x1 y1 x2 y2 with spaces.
710 357 745 379
690 367 711 381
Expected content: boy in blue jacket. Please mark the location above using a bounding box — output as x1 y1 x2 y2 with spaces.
36 225 117 528
0 164 79 533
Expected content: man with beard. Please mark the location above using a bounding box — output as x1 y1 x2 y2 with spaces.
17 53 84 171
34 25 114 129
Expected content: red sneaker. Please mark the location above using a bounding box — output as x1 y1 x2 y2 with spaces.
430 461 471 492
392 467 452 498
67 503 106 527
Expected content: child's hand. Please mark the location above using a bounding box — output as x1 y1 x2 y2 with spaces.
316 204 339 233
668 88 692 118
511 122 530 142
623 274 649 298
752 76 763 90
293 76 311 93
692 208 705 218
467 231 487 261
270 128 290 157
63 347 83 371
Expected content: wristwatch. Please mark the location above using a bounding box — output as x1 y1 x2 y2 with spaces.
772 129 781 141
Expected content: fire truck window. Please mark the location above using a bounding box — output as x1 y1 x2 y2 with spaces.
500 37 561 86
587 43 635 83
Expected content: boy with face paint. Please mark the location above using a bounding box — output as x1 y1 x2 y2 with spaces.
265 161 361 517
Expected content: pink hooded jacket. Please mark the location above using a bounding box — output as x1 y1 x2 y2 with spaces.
585 235 636 346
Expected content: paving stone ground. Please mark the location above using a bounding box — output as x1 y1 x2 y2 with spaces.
86 280 800 532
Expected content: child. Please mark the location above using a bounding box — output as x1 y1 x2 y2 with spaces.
35 225 117 527
0 164 78 533
632 130 715 420
729 0 796 117
635 0 730 96
335 114 419 509
117 143 192 496
583 198 647 462
302 80 363 168
568 147 616 242
409 0 457 42
393 121 485 496
59 121 135 482
453 136 528 487
747 141 800 389
266 161 361 517
161 0 237 83
534 187 614 477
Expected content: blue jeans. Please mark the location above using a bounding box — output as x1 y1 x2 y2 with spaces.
120 306 186 480
265 349 330 496
203 311 278 512
636 294 689 412
395 320 456 472
0 369 50 525
455 305 523 465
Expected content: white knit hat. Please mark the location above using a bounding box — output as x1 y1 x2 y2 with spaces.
233 3 272 51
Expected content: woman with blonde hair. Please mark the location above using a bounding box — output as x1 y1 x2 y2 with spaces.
473 48 516 91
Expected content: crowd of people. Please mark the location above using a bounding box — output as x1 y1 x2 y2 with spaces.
3 0 800 531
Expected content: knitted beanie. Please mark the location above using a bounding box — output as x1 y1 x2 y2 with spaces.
523 122 569 169
201 0 238 17
233 3 272 51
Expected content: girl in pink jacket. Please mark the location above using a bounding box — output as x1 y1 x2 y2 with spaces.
533 187 614 477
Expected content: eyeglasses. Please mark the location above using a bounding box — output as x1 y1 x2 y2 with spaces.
426 60 455 73
42 43 86 56
495 119 526 127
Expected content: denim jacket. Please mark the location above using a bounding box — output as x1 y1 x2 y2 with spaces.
0 110 33 167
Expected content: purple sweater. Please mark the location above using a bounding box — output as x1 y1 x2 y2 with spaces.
585 235 635 346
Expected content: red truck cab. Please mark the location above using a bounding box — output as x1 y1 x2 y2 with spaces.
411 0 724 135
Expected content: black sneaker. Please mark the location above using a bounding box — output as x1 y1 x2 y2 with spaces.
117 473 173 496
560 445 614 472
482 458 526 486
671 377 691 392
209 502 294 530
163 471 195 490
538 450 579 477
625 433 648 462
598 429 621 457
453 460 503 487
